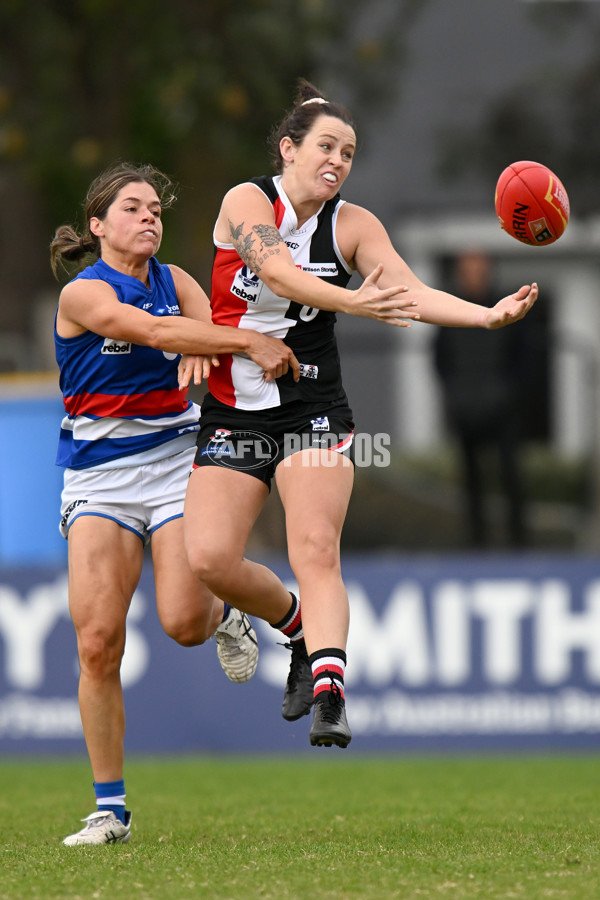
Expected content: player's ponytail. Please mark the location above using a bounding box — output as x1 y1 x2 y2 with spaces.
50 225 99 279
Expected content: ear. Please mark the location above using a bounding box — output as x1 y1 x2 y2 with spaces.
90 217 104 238
279 136 296 166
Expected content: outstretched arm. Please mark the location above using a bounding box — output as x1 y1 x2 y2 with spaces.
344 203 538 329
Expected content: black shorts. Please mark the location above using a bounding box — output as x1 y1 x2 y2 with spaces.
194 393 355 488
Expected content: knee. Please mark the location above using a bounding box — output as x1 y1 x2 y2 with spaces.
186 545 234 594
161 610 212 647
289 528 340 574
77 625 125 679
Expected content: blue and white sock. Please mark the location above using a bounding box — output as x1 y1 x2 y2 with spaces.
94 779 127 824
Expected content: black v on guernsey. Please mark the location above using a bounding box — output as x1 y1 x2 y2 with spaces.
208 175 353 410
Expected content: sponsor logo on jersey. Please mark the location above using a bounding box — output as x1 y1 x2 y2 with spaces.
146 303 180 315
211 428 233 442
299 363 319 380
230 266 261 304
311 416 330 431
301 263 338 277
101 338 132 354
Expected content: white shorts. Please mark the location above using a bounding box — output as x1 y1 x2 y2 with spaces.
59 447 195 544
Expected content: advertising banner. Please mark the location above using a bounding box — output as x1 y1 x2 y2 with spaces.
1 554 599 754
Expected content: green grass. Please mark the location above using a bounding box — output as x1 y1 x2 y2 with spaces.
1 754 599 899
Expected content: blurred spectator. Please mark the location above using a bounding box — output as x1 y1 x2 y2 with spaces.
433 250 530 549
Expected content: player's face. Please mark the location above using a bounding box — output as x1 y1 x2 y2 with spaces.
91 182 163 259
283 115 356 199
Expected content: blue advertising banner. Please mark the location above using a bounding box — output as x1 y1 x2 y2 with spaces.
1 554 600 754
0 391 67 566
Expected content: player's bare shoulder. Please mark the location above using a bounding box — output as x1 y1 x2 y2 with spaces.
56 277 118 338
336 202 384 266
215 181 276 245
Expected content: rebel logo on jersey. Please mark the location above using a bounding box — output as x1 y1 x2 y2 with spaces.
101 338 132 354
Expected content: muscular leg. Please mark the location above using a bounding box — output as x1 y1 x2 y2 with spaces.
183 466 294 623
275 450 354 655
152 516 224 645
67 516 143 783
276 449 354 748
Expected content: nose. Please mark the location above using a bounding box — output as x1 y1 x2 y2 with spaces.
328 149 345 167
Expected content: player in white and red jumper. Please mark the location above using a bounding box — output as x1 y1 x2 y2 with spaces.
184 80 539 749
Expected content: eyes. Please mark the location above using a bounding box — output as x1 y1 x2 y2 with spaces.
123 205 162 217
319 141 354 162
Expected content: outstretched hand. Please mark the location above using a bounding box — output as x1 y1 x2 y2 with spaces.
483 283 539 330
347 264 420 325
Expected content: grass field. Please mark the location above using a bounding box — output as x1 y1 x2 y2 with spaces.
1 754 598 900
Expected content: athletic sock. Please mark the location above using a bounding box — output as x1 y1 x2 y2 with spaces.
94 779 127 824
310 648 347 701
221 602 232 623
271 592 304 642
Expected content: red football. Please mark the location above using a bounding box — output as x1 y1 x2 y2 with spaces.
495 161 570 246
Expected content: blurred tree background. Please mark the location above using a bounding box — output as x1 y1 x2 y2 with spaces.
1 0 599 348
435 5 600 218
0 0 426 338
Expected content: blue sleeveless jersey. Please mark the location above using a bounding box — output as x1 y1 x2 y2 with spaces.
55 257 199 470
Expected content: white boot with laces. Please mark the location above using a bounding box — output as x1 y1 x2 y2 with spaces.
215 608 259 683
62 810 132 846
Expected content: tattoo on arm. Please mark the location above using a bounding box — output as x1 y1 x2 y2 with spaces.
253 224 283 248
228 220 259 271
228 219 282 276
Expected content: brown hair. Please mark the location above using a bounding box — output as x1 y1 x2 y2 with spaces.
268 78 356 174
50 162 177 278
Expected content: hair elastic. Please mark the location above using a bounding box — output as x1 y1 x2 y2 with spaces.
301 97 328 106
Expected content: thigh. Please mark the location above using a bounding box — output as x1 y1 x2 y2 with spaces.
67 515 144 635
151 515 215 625
275 449 354 548
184 465 269 564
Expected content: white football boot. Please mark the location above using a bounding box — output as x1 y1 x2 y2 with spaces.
215 609 259 683
62 810 132 846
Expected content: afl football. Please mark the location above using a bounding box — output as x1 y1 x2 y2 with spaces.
495 161 569 246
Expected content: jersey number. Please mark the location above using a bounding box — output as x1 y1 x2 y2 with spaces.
299 306 319 322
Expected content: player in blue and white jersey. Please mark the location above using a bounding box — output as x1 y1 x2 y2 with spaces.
51 162 302 845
